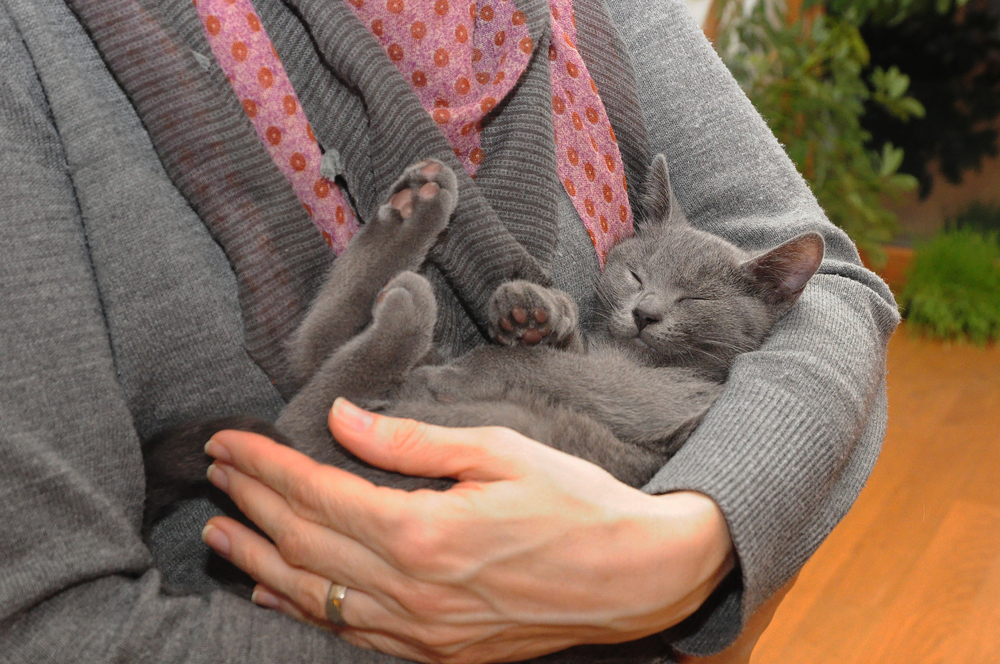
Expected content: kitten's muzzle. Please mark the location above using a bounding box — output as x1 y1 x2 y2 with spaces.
633 306 662 332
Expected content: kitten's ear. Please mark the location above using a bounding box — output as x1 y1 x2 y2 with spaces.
744 232 825 306
641 154 683 228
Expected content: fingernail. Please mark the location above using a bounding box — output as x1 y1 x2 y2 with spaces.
251 586 282 610
204 438 232 464
333 398 373 432
206 463 229 491
201 523 231 558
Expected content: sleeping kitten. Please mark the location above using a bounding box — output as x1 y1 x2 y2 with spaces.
144 154 824 528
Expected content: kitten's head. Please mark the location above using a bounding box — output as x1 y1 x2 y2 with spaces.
595 155 824 381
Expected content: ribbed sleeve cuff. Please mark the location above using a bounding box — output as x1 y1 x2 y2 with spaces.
644 379 867 656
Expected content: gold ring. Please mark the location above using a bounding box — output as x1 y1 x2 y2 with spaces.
326 582 349 626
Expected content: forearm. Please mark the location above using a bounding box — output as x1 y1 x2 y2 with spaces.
649 275 893 651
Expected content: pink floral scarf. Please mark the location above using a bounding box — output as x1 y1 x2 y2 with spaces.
196 0 633 265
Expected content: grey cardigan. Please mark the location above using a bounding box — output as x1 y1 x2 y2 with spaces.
0 0 899 661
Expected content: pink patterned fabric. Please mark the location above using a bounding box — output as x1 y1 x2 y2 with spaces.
349 0 633 266
344 0 535 178
195 0 360 255
547 0 633 265
197 0 632 266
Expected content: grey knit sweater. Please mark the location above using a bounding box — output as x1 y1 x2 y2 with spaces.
0 0 898 661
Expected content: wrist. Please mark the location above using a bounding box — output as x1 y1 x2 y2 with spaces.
608 489 735 636
653 490 735 576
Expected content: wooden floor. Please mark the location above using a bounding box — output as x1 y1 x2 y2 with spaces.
750 324 1000 663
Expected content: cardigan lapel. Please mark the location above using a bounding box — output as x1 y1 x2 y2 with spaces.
69 0 654 374
68 0 330 397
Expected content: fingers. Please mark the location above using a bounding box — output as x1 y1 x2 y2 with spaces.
204 461 405 597
204 513 400 632
205 405 546 550
327 398 536 482
206 429 412 548
207 458 509 624
246 579 431 660
203 512 479 656
202 516 334 623
206 428 386 517
253 587 337 633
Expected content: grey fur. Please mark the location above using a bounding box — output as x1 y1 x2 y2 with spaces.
144 155 824 523
144 155 824 526
213 155 824 493
284 163 459 388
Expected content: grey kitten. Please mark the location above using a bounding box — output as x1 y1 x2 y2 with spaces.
271 154 823 487
144 153 824 526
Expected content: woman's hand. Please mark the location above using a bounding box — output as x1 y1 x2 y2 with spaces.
200 398 735 664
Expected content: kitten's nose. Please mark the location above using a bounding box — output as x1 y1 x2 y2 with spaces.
633 306 661 332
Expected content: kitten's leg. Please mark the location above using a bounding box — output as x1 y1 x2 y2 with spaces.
286 160 458 384
488 281 583 351
143 272 438 546
278 271 439 465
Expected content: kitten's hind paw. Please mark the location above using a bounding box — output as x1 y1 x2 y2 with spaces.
373 271 438 338
371 159 458 247
488 281 581 350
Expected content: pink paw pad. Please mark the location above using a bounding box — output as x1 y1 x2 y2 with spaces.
500 306 552 345
389 188 414 219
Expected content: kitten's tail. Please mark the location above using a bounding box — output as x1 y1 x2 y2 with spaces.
141 415 290 537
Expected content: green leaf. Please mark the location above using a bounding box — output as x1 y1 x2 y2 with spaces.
898 97 927 119
879 142 905 177
886 66 909 98
713 3 912 252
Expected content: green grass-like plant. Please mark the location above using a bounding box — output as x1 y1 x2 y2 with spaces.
900 228 1000 343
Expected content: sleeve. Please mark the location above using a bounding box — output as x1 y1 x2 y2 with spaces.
603 0 900 655
0 4 390 662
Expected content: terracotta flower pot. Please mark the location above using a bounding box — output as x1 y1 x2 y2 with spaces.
860 246 914 294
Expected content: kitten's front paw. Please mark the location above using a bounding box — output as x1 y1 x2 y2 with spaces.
372 159 459 243
488 281 580 349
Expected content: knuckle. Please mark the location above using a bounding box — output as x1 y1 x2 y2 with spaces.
230 539 265 580
399 583 447 617
404 620 465 656
286 464 323 508
392 519 445 572
387 417 430 458
297 580 330 620
399 596 436 622
285 467 337 524
432 633 469 655
436 645 477 664
280 475 312 514
482 425 524 451
274 528 311 567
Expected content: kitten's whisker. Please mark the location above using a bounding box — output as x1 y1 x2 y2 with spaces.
694 336 756 355
681 344 730 364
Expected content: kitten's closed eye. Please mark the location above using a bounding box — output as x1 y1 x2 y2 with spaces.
629 270 643 285
677 295 713 302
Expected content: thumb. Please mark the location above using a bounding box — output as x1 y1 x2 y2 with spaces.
328 398 534 482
